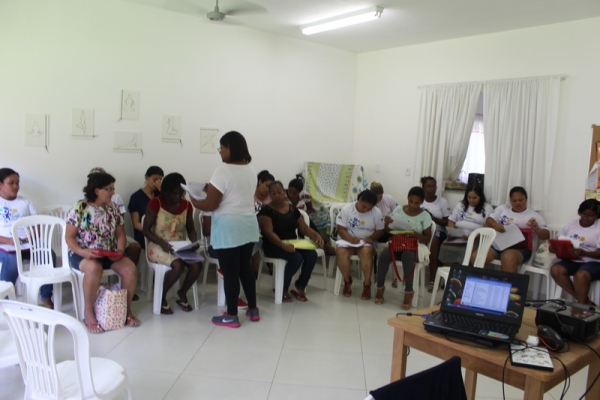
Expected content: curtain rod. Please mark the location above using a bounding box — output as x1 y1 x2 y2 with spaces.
418 74 567 89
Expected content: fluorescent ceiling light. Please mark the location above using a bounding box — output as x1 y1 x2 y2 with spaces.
301 6 383 35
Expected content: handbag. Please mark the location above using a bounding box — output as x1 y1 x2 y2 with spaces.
94 284 127 331
388 234 418 282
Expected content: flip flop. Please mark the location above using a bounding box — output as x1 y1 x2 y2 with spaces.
161 305 174 315
85 322 105 334
176 299 193 312
290 290 308 302
282 292 294 303
126 316 141 327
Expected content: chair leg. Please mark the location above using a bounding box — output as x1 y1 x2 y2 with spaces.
54 282 63 311
192 282 199 310
334 267 342 296
152 268 165 315
140 258 148 292
70 279 80 320
274 261 285 304
146 268 154 302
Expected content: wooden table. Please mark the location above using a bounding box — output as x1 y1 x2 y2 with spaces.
388 307 600 399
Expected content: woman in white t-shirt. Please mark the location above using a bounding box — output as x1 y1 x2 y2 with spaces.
420 177 450 291
190 131 260 328
0 168 54 308
335 190 385 300
550 200 600 305
438 185 494 269
472 186 550 273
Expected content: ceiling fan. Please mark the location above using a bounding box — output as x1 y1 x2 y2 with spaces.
205 0 264 22
206 0 226 21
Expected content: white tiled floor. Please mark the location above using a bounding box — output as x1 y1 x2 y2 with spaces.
0 271 592 400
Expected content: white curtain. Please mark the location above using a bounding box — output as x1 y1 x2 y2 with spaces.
416 83 482 192
483 77 561 210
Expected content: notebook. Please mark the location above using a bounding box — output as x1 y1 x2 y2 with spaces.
548 239 580 260
423 264 530 347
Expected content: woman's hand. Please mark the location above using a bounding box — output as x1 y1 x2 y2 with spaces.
527 218 539 230
363 237 373 244
109 248 125 262
569 248 583 258
384 216 393 225
161 241 173 253
283 243 296 253
190 243 200 251
493 222 505 233
313 235 325 248
81 249 101 259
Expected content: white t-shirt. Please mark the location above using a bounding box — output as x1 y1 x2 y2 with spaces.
111 193 127 214
376 194 398 217
449 202 494 231
489 204 548 251
0 195 36 239
336 202 384 239
559 218 600 263
422 197 451 233
210 164 257 216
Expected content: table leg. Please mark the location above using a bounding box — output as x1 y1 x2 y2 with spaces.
586 358 600 399
523 376 544 400
390 328 407 382
464 369 477 400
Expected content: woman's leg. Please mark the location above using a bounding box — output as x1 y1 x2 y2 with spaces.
237 242 257 309
356 245 374 286
376 248 391 287
550 262 576 299
336 247 357 283
295 250 318 292
500 249 524 273
0 252 19 284
216 247 242 316
111 257 138 321
178 261 202 304
163 259 185 306
401 251 417 293
77 259 104 324
573 269 593 305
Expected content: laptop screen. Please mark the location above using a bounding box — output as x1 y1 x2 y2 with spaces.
441 264 529 322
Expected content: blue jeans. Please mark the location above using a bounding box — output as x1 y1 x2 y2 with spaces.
263 246 317 291
0 250 55 300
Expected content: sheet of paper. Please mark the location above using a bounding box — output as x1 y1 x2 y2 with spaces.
169 239 201 252
447 227 469 238
336 239 369 248
181 182 206 201
493 224 525 251
388 217 413 231
174 249 204 263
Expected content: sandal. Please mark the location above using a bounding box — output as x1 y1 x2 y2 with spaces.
291 289 308 302
401 291 414 310
282 292 294 303
343 277 353 297
375 286 385 305
161 305 174 315
85 322 105 334
126 315 141 327
176 299 193 312
427 281 434 293
361 284 371 300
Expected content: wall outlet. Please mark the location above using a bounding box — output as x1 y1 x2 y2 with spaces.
405 167 411 176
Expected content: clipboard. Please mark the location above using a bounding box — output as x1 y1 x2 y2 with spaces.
549 239 581 260
282 239 318 250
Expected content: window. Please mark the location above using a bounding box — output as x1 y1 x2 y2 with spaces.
457 113 485 184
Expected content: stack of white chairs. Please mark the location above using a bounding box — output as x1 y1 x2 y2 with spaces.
0 281 18 370
142 216 199 315
430 227 497 307
12 216 80 319
0 300 132 399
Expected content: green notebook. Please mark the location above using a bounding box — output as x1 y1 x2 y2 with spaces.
282 239 319 250
389 230 414 235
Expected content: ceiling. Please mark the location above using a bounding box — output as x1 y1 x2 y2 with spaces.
124 0 600 53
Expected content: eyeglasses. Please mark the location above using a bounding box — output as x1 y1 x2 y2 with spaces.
217 147 222 153
579 213 597 220
101 187 116 192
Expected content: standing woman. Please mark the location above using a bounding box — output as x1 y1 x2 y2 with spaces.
190 131 259 328
420 177 451 292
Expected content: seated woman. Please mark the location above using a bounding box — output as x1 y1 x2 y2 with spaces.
143 173 201 314
550 199 600 305
65 172 140 333
287 174 314 215
254 170 274 212
0 168 54 308
375 186 433 309
420 176 451 292
336 190 384 300
438 185 493 267
472 186 550 273
128 166 164 248
259 181 324 302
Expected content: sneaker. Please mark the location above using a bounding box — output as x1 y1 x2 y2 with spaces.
237 299 248 309
212 312 241 328
245 308 260 322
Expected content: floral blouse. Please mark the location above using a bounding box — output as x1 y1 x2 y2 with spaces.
67 200 123 250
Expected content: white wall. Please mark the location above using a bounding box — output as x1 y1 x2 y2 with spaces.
354 17 600 225
0 0 357 207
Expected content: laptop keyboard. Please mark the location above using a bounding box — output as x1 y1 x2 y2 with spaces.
440 313 512 335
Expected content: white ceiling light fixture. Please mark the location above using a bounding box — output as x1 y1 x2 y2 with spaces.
301 6 383 36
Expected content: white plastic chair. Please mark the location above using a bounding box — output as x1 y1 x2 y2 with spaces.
0 280 18 369
0 300 132 399
390 221 436 308
298 209 328 289
142 216 199 315
518 224 561 300
430 227 496 307
196 211 225 306
12 216 79 319
38 205 71 265
257 248 287 304
122 210 149 292
0 280 16 300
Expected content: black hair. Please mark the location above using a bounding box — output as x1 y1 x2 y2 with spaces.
461 185 487 217
0 168 19 183
357 189 378 205
220 131 252 163
420 176 436 187
288 174 304 192
578 199 600 216
509 186 528 199
161 173 186 195
268 181 284 192
257 170 275 185
145 166 164 177
84 172 115 202
408 186 426 201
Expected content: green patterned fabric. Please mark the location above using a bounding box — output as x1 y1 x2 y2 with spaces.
302 162 369 230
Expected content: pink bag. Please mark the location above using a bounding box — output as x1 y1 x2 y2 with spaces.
94 284 127 331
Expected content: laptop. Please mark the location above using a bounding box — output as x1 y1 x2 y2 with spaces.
423 264 530 347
